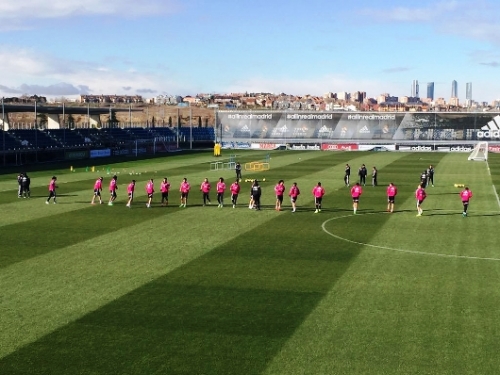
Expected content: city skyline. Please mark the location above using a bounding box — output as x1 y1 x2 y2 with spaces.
0 0 499 102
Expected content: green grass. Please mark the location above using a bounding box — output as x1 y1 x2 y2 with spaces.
1 150 500 374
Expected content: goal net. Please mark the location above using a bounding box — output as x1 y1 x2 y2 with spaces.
468 141 488 161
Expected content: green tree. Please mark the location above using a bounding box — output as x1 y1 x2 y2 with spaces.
109 111 119 127
67 114 75 129
37 113 47 129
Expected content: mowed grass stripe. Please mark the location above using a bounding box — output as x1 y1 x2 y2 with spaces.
0 170 409 375
263 154 500 375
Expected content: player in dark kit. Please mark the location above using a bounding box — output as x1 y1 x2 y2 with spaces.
420 170 428 188
358 164 367 186
235 162 242 180
251 180 262 210
17 173 23 198
21 173 31 198
372 166 378 187
344 164 351 186
427 165 435 187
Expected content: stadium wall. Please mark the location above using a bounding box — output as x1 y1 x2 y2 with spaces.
216 111 500 149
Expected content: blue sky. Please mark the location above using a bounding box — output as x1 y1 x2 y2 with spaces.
0 0 499 102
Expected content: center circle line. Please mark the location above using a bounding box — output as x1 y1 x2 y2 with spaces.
321 212 500 262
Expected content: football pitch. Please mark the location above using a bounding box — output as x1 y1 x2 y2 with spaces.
1 150 500 374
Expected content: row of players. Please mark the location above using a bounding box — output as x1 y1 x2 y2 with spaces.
42 174 473 216
16 163 436 201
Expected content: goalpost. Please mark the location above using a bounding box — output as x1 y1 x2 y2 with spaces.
468 141 488 161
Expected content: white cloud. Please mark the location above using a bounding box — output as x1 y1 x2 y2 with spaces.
360 1 500 45
0 0 181 29
0 48 182 98
360 1 460 22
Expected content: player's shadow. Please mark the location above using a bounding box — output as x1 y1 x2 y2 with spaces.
424 210 500 217
470 213 500 217
30 195 80 198
426 211 463 216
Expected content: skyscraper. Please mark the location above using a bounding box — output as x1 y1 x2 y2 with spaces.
427 82 434 100
466 82 472 100
412 80 419 98
451 80 458 98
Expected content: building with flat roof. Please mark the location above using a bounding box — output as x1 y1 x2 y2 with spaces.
411 80 419 98
451 80 458 99
427 82 434 100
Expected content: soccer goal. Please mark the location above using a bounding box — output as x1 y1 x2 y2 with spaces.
468 141 488 161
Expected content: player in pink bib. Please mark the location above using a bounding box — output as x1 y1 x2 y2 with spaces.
386 182 398 213
274 180 286 211
108 175 118 206
200 178 212 206
91 177 104 205
145 179 155 208
46 176 58 204
216 177 226 207
312 182 325 213
230 179 241 208
415 184 427 216
126 180 135 207
288 182 300 213
160 178 171 206
179 178 191 207
350 182 363 214
460 186 473 217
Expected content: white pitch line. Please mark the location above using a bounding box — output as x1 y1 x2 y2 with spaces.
321 213 500 262
486 160 500 211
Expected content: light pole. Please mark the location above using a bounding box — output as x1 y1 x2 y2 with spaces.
62 101 66 145
2 97 5 166
129 105 132 127
34 101 38 162
189 102 193 150
176 107 180 148
433 104 437 150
